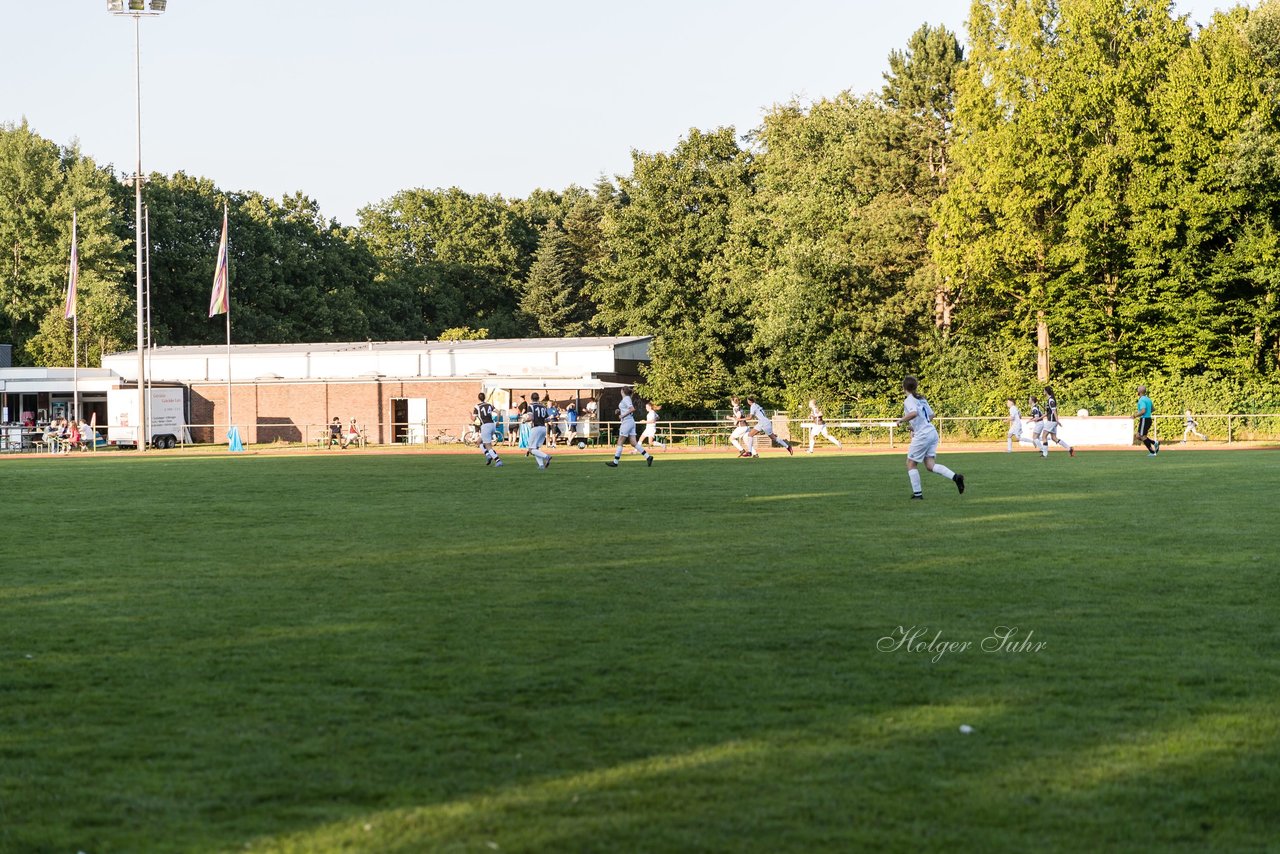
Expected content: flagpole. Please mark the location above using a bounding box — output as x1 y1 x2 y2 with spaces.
224 202 233 440
144 204 153 443
210 201 237 449
68 210 79 422
72 314 79 421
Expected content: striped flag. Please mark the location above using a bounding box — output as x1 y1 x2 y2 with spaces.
209 204 229 317
64 210 78 319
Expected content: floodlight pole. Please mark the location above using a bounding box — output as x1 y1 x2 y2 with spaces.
109 2 168 449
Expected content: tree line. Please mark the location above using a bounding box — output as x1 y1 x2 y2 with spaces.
4 0 1279 416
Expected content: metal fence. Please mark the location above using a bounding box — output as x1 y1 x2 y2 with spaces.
7 412 1280 454
933 413 1280 444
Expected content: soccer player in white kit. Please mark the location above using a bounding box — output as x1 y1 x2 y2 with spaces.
639 402 664 449
806 399 842 452
1039 386 1074 457
474 392 504 467
744 396 794 457
605 387 653 467
1005 398 1037 452
525 392 553 469
728 396 751 456
897 376 963 499
1182 410 1207 443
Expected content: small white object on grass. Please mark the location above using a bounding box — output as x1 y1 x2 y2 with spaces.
959 724 974 734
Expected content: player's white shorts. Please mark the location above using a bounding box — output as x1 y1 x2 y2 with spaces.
730 425 749 440
640 426 657 442
480 422 496 444
530 425 547 449
619 418 637 439
1007 420 1023 437
754 418 774 435
1030 422 1045 437
906 427 940 463
1041 420 1058 434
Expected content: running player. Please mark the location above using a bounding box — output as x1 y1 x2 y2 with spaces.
1005 398 1037 452
1040 386 1075 457
728 396 751 456
745 396 793 457
897 376 964 499
1027 395 1046 457
525 392 553 469
639 402 664 450
473 392 504 467
806 399 842 453
1182 410 1207 443
605 387 653 468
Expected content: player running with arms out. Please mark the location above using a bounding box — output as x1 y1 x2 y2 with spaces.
1135 385 1159 456
639 402 664 450
1182 409 1207 443
897 376 964 500
605 387 654 468
525 392 554 469
474 393 504 467
806 399 842 453
745 396 793 457
1005 398 1037 452
728 396 751 457
1040 386 1075 457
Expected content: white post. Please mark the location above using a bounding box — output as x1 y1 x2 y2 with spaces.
133 13 147 450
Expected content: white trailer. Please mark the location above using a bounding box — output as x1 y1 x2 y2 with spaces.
108 387 190 449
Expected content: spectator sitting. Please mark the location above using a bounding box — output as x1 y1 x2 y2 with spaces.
328 417 343 448
345 418 361 448
65 417 81 453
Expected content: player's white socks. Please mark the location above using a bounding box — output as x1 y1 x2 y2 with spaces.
731 438 743 451
933 464 956 480
908 469 923 494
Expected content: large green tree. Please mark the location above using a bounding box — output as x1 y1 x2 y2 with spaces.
588 127 755 406
520 223 595 336
1 121 130 365
145 175 376 346
358 188 531 339
934 0 1192 382
732 89 951 404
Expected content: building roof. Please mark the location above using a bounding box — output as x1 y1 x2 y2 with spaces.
101 336 652 384
109 336 652 359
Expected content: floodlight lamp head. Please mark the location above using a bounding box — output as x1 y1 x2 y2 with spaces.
149 0 167 10
106 0 125 11
128 0 145 10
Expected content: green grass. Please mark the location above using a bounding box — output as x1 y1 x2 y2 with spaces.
2 448 1278 853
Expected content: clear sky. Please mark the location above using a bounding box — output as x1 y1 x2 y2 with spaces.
2 1 1243 227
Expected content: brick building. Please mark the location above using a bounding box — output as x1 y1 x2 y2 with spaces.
99 337 651 445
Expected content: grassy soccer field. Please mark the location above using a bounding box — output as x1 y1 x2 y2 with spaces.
2 448 1278 852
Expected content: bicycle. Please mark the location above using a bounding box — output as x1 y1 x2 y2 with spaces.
435 428 481 446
